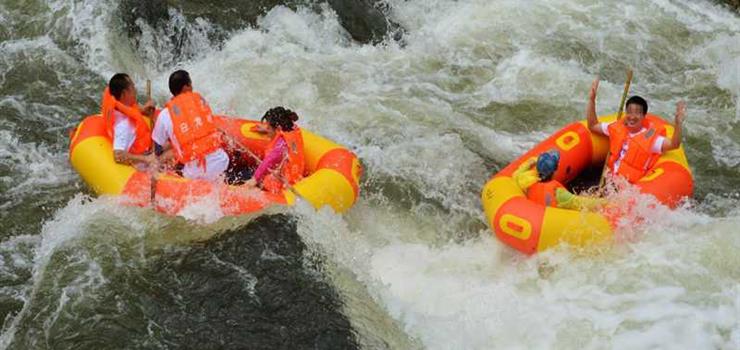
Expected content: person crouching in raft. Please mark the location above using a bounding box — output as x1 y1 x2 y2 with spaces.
151 70 230 181
244 107 306 193
102 73 156 168
514 150 605 210
586 77 687 184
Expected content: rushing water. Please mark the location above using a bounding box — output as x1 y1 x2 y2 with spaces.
1 0 739 349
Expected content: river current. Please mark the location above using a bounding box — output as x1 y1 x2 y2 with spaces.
0 0 739 349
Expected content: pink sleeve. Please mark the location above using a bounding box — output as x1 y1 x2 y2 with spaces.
254 137 287 183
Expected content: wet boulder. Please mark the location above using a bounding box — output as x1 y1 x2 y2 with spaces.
119 0 401 47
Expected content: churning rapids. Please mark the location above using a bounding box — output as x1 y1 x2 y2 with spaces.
0 0 739 349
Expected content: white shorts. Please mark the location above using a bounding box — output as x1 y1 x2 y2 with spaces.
181 148 229 181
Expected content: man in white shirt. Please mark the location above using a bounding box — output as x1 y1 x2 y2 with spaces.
151 70 229 181
106 73 156 167
596 113 666 174
585 77 686 183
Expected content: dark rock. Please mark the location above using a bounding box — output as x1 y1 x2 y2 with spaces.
326 0 403 43
119 0 402 55
7 215 359 349
716 0 740 12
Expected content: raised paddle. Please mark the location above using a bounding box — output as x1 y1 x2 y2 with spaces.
146 79 151 103
598 69 633 190
146 79 157 204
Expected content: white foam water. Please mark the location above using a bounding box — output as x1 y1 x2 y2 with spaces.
2 0 739 348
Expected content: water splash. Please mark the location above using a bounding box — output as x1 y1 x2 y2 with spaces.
1 0 740 348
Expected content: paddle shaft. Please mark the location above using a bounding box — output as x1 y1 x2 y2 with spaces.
146 79 157 204
598 70 633 189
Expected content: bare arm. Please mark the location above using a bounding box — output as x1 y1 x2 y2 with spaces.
586 77 605 135
661 100 686 152
159 148 175 163
114 150 155 166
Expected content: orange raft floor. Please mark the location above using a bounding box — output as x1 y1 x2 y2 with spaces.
69 114 362 216
481 113 693 255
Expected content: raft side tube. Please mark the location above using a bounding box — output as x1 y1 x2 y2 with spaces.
481 113 692 254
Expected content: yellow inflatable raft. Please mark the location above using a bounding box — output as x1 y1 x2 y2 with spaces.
481 113 692 254
69 114 362 215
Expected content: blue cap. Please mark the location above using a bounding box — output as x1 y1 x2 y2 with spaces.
536 150 560 179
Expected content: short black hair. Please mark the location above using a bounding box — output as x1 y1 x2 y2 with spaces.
108 73 131 100
626 95 648 114
261 107 299 131
168 70 191 96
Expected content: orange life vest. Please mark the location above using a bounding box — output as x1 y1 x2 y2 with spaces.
262 128 306 193
607 120 665 183
101 88 152 154
527 180 565 207
165 91 222 164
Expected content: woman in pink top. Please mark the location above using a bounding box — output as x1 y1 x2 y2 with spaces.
244 107 302 188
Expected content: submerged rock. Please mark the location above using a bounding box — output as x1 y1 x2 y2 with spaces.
5 215 360 349
716 0 740 12
119 0 401 48
326 0 403 43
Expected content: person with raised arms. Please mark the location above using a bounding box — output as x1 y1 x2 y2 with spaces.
586 77 687 184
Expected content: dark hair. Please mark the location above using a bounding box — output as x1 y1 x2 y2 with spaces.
626 95 648 114
261 107 299 131
108 73 131 100
168 70 191 96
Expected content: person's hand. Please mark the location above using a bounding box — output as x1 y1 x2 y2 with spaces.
674 100 686 126
158 149 176 169
244 179 257 188
521 157 537 170
136 152 158 172
588 77 600 101
251 124 269 134
142 99 156 117
145 152 157 165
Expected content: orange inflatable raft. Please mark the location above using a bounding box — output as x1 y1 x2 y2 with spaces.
481 113 692 254
69 114 361 216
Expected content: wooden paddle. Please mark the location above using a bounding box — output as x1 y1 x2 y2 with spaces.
146 79 157 204
598 69 633 190
146 79 151 102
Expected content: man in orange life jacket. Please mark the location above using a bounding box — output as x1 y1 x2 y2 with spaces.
586 77 687 183
514 150 605 210
103 73 156 167
151 70 229 181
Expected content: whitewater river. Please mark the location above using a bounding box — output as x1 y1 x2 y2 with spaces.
0 0 739 349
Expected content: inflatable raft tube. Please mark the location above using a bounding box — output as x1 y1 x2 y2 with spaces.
481 113 692 254
69 114 362 216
